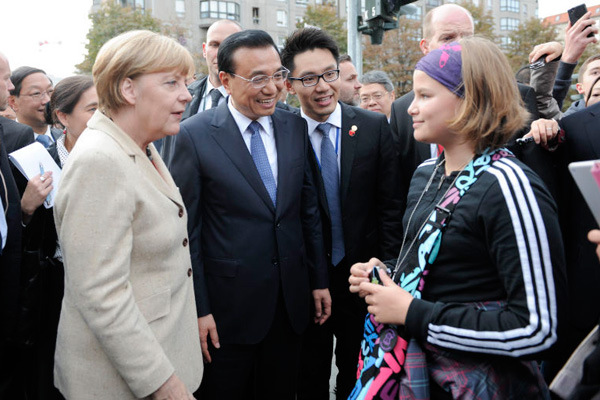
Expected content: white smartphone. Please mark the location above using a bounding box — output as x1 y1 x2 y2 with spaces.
569 159 600 226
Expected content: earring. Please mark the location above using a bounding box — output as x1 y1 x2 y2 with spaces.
63 128 67 135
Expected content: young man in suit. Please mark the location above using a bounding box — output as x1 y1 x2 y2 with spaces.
158 19 242 165
169 30 331 400
282 28 403 400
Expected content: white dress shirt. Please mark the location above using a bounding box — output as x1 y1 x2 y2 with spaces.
198 79 228 113
227 98 278 184
302 102 342 175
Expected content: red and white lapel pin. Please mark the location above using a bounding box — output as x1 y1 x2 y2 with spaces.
349 125 357 137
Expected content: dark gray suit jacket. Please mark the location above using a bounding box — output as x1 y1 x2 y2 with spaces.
169 102 327 344
0 120 23 343
557 102 600 337
305 103 403 266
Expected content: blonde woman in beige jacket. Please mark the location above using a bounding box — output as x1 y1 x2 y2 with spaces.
53 30 202 399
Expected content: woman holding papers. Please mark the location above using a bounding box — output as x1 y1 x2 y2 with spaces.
53 30 202 399
12 75 98 399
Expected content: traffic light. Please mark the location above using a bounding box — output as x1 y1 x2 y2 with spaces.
359 0 418 45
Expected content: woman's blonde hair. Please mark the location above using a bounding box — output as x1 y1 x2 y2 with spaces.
448 36 529 153
92 30 195 113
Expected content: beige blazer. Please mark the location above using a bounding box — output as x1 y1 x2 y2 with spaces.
53 111 202 399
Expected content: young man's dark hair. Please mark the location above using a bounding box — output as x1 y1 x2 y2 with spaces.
9 66 48 96
217 29 280 75
281 28 339 74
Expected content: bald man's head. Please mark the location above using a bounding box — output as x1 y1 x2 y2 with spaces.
0 53 14 111
420 4 474 54
203 20 243 86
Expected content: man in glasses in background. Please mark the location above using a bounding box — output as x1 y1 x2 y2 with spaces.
8 67 60 149
359 70 395 123
282 28 402 400
169 29 331 400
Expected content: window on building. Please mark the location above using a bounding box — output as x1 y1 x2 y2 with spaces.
487 0 492 8
121 0 145 9
523 3 527 15
296 0 308 5
500 0 519 12
426 0 440 7
176 0 185 16
555 15 560 21
277 36 286 49
499 36 513 49
252 7 260 24
406 5 422 20
277 10 287 27
199 1 240 21
500 17 519 31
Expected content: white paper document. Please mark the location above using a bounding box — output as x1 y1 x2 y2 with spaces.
9 142 61 208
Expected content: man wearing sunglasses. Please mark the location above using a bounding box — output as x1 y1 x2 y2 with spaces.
282 28 402 400
169 29 330 400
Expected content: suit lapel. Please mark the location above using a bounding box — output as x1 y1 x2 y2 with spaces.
210 103 276 214
272 111 289 218
586 105 600 158
88 111 184 208
307 144 331 220
144 144 185 206
182 77 206 120
340 103 358 207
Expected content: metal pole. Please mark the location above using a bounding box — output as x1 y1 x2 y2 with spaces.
346 0 362 76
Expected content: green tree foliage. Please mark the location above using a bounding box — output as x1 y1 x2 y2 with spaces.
76 1 162 73
458 0 497 41
362 16 423 96
505 17 558 72
296 3 348 54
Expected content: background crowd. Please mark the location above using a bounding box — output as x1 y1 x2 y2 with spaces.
0 2 598 400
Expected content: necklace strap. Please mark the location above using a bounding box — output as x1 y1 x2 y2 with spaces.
392 148 513 296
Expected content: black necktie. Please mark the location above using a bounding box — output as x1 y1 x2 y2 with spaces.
209 89 222 109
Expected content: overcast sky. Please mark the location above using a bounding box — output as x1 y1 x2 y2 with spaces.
0 0 596 80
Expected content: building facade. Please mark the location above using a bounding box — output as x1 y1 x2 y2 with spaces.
542 3 600 42
93 0 543 67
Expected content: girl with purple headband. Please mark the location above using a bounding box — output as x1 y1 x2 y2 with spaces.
349 37 566 400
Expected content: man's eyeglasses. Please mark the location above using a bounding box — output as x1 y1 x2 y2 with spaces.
360 92 388 104
229 68 290 89
22 89 54 101
288 69 340 87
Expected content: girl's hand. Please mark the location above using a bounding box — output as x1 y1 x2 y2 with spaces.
359 268 414 325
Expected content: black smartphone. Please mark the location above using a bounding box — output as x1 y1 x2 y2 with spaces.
369 265 391 285
568 4 594 38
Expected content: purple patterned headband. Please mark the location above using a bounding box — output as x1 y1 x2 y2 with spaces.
415 42 464 98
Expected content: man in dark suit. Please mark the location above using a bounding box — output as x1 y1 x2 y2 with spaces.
8 66 61 147
0 116 34 154
0 51 24 399
282 28 403 400
390 4 546 214
159 19 242 165
169 30 330 400
543 102 600 380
